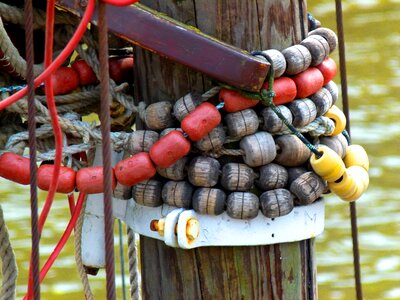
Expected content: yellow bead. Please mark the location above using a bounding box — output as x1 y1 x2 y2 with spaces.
328 169 357 199
341 166 369 202
324 105 346 136
344 144 369 171
310 145 345 182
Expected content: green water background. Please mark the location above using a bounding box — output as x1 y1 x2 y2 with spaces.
0 0 399 298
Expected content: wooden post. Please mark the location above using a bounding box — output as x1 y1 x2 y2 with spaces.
134 1 317 299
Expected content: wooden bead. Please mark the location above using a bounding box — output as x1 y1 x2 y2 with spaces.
225 109 259 139
50 67 80 96
310 145 345 182
38 165 76 193
260 189 294 218
262 77 297 105
300 35 330 66
290 172 325 205
219 89 259 113
319 134 348 159
144 101 175 130
286 99 317 127
181 102 221 141
259 49 286 78
162 181 193 208
324 105 346 136
160 127 184 137
156 156 188 181
240 132 277 167
282 45 312 75
113 182 132 200
221 163 255 191
227 192 259 220
76 166 117 194
126 130 159 155
173 93 199 121
324 81 339 105
192 188 226 215
308 27 338 53
132 179 163 207
292 67 324 98
0 152 31 185
309 87 333 117
188 156 220 187
274 135 311 167
194 125 226 151
344 144 369 171
286 167 308 187
115 152 156 187
149 130 191 168
108 56 134 84
328 169 357 200
71 59 98 86
316 57 337 85
261 106 293 133
344 166 369 201
256 163 288 191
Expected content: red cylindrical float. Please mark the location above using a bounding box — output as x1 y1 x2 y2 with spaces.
71 59 98 86
219 89 259 112
0 152 31 185
37 165 76 193
262 77 297 105
149 130 191 168
49 66 80 95
181 102 221 141
316 57 337 85
109 56 134 84
292 67 324 98
76 166 117 194
114 152 156 186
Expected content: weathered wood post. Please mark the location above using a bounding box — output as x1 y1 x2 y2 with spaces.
134 1 317 298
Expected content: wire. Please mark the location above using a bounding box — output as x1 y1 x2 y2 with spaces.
0 0 96 111
23 192 86 300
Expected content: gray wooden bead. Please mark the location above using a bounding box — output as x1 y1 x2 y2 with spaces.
188 156 220 187
324 81 339 105
157 156 188 180
286 99 317 127
260 189 294 218
290 172 325 205
173 93 199 121
319 134 348 159
282 45 312 75
256 163 288 191
132 179 163 207
261 106 293 133
308 27 338 53
259 49 287 78
225 109 259 139
113 182 132 200
274 135 311 167
192 188 226 215
309 87 333 116
126 130 159 155
144 101 175 130
300 35 330 66
221 163 255 191
286 167 308 187
240 132 277 167
162 181 193 208
160 127 184 137
227 192 259 220
194 125 226 151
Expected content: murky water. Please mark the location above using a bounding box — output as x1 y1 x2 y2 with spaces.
0 0 398 299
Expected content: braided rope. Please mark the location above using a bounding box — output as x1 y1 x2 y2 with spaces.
0 205 18 300
74 196 95 300
277 116 335 136
127 227 139 300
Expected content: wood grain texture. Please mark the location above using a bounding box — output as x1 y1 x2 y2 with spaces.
137 1 316 299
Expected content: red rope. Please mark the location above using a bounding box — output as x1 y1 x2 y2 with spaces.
102 0 139 6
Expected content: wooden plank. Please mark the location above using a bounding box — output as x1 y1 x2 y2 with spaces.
135 0 316 299
55 0 270 92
